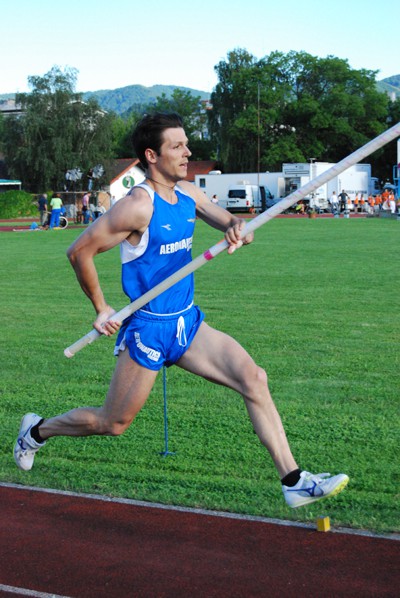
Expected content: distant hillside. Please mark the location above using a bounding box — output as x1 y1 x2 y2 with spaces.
0 84 210 117
1 75 399 114
83 84 210 115
377 75 400 99
382 75 400 88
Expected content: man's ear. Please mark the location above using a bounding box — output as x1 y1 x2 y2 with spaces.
145 148 157 164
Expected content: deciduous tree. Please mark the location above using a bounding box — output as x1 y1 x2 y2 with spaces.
210 49 390 175
3 66 114 192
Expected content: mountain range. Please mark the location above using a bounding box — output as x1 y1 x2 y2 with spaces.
376 75 400 99
83 84 210 116
81 76 400 115
1 76 399 117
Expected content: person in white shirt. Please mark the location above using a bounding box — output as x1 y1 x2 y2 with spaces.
329 191 339 214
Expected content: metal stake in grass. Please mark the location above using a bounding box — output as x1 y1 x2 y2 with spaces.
64 121 400 358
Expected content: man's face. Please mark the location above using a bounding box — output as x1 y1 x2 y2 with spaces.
155 127 192 180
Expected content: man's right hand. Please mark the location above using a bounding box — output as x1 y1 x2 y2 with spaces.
93 306 121 336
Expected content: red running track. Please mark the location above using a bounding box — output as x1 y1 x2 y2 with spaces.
0 484 399 598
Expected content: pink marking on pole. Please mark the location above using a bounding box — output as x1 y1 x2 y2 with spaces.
203 249 214 261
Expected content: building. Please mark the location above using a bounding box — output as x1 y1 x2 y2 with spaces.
107 159 145 201
0 179 22 193
0 98 22 117
106 158 217 201
186 160 217 183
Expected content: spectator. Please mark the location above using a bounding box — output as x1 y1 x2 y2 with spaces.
87 169 94 192
338 190 349 213
37 194 48 227
388 191 396 214
329 191 339 214
90 193 98 220
82 192 91 224
381 188 390 205
49 193 63 229
368 195 375 214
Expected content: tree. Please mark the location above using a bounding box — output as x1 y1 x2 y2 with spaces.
3 66 114 192
0 111 7 177
280 52 388 163
370 96 400 182
209 49 261 171
110 111 141 159
0 111 4 153
210 49 390 174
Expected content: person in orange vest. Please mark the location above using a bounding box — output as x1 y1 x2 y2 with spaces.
360 194 365 212
375 194 382 211
354 195 359 212
368 195 375 214
382 189 391 211
388 191 396 214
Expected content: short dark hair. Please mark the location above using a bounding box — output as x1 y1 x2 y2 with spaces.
132 112 184 169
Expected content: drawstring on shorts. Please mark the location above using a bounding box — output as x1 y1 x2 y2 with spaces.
176 315 187 347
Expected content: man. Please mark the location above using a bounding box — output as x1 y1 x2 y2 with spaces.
81 192 91 224
329 191 339 215
14 113 349 508
338 190 349 213
37 193 48 227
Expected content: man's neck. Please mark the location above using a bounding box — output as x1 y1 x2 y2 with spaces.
145 176 178 203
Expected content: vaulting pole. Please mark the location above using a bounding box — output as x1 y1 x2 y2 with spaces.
64 122 400 358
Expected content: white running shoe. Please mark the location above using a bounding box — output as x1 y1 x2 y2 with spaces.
283 471 349 508
14 413 46 471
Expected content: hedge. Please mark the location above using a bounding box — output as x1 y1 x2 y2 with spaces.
0 190 38 219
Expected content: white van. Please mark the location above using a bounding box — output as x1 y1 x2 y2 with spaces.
220 184 275 213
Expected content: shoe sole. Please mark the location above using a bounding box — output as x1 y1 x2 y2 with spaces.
290 476 350 509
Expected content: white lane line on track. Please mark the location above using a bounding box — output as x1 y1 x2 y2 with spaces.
0 584 72 598
1 481 399 541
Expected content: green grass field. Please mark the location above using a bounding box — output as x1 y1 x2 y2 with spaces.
1 217 399 533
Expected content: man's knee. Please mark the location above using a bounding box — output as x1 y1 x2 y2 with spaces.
242 365 268 397
256 365 268 386
99 415 133 436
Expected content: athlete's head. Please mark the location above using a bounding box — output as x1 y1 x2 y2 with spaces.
132 112 184 169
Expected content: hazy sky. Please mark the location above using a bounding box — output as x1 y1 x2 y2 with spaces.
2 0 398 94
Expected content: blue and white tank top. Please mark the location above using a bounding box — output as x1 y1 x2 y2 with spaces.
120 182 196 314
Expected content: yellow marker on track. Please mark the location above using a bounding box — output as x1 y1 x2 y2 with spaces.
316 516 331 532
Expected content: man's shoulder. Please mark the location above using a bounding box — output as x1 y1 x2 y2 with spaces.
115 187 154 224
176 180 198 199
127 184 154 203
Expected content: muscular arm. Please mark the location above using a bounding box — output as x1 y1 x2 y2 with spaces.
67 189 152 334
177 180 254 254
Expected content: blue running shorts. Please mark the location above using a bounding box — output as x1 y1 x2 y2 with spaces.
114 304 205 371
